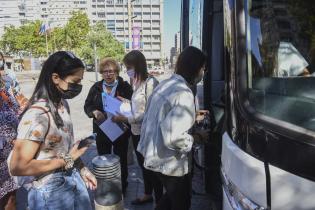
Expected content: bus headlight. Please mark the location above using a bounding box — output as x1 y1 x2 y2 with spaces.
221 169 267 210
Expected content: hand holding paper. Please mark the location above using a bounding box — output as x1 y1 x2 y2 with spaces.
98 117 125 142
112 112 128 123
102 94 132 117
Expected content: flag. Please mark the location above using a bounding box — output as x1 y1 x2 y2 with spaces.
38 23 50 35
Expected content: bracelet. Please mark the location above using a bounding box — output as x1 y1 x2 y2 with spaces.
59 153 74 170
80 167 90 177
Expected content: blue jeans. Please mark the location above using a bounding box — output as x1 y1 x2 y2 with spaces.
28 169 92 210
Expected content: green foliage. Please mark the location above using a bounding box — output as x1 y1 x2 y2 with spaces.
63 11 90 50
288 0 315 41
77 22 125 64
0 20 46 56
0 11 125 61
288 0 315 64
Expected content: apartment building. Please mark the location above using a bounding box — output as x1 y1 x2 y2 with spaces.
88 0 164 65
0 0 21 35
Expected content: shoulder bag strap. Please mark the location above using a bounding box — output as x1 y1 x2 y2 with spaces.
29 105 51 158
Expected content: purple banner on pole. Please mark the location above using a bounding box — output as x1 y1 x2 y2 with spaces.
132 27 141 50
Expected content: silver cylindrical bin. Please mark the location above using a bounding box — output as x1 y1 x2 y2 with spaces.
92 155 124 210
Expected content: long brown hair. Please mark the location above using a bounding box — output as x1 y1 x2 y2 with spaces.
123 50 148 82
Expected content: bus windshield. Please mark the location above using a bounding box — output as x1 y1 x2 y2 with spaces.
246 0 315 132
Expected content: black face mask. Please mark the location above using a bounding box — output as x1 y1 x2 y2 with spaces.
59 82 82 99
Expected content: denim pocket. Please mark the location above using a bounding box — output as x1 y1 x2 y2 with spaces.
43 176 66 193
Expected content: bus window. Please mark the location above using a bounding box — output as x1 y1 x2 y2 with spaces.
189 0 205 108
189 0 204 49
246 0 315 132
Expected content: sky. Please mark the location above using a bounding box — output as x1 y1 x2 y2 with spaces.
163 0 181 59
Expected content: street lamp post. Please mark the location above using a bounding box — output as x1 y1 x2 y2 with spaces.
94 42 98 82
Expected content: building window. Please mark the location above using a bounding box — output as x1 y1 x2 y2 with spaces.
107 20 115 28
98 12 106 18
106 0 113 4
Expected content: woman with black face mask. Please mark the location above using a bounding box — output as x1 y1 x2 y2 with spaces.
9 51 96 210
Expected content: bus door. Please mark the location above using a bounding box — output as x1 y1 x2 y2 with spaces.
182 0 225 209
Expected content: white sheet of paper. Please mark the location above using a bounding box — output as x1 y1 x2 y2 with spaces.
98 117 124 142
103 94 122 115
120 102 132 118
102 94 132 117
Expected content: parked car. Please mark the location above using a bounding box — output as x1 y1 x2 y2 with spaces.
86 64 95 72
149 67 164 76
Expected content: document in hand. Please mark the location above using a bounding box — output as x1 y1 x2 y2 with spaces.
102 93 132 117
98 117 125 142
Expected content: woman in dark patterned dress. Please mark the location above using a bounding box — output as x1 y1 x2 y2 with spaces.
0 73 20 209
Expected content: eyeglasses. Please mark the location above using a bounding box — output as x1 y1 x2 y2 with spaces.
100 70 116 75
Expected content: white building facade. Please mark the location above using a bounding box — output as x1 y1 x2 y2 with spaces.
89 0 164 66
0 0 22 35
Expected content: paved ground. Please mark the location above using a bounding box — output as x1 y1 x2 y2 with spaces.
15 70 214 210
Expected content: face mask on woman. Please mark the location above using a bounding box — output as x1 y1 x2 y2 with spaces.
193 70 204 85
127 69 135 78
58 82 82 99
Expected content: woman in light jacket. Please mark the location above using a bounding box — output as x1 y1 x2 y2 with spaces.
137 46 210 210
112 50 163 205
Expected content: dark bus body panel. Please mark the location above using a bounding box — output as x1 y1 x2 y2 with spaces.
182 0 315 209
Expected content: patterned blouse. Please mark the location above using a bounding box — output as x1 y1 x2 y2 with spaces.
0 83 19 199
17 100 74 162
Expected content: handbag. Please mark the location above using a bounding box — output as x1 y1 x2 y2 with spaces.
15 93 29 112
7 105 50 189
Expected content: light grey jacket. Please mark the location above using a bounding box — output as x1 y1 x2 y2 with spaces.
137 74 195 177
128 76 159 135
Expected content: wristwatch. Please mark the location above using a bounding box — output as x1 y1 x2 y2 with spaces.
59 153 74 170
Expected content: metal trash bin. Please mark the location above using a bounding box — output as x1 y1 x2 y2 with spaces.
92 155 124 210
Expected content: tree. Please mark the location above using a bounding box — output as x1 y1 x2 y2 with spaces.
77 22 125 64
0 11 124 60
62 11 90 51
0 21 46 57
